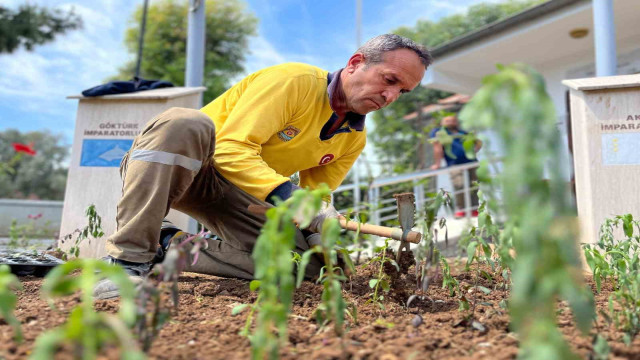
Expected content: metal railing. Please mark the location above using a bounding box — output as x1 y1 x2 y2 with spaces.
332 162 480 226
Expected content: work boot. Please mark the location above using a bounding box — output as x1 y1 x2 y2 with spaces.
93 221 182 300
93 256 153 300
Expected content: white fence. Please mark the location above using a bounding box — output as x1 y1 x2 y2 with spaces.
333 162 480 226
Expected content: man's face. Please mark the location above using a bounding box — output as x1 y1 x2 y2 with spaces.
442 116 459 130
342 48 425 115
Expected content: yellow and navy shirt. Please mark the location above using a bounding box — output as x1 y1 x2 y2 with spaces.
200 62 366 202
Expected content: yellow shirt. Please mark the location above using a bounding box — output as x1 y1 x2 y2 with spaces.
200 63 366 201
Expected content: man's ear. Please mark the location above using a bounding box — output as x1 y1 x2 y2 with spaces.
345 53 366 73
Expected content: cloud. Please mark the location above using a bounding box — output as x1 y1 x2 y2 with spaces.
243 35 286 74
0 0 136 139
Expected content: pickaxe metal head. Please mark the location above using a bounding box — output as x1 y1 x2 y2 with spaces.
393 192 416 261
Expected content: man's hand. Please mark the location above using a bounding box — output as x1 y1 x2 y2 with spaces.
307 202 340 233
430 163 440 170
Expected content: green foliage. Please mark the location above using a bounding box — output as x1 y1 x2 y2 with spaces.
415 189 451 292
0 265 23 342
113 0 257 103
250 186 327 360
584 215 640 345
0 4 82 53
366 239 395 309
232 280 262 337
394 0 546 48
135 231 208 352
31 259 145 360
308 219 352 336
60 204 104 260
459 63 594 359
0 129 69 200
7 217 55 249
371 0 546 174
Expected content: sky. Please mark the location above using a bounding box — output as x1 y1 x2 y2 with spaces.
0 0 501 148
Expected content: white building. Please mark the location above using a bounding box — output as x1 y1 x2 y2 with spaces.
424 0 640 171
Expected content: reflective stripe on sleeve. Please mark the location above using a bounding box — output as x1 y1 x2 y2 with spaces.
130 149 202 171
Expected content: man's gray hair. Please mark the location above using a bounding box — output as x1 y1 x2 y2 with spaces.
357 34 432 68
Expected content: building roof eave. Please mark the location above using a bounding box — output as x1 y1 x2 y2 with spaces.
431 0 588 59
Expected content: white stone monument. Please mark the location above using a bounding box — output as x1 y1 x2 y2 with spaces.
563 74 640 245
60 87 206 258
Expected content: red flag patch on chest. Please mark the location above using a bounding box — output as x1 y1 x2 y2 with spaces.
277 125 301 142
319 154 334 165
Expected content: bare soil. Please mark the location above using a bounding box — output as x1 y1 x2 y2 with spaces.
1 253 639 360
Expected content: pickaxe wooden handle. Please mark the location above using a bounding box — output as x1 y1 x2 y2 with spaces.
247 204 422 244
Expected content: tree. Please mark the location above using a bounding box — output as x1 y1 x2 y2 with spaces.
370 0 546 174
0 4 82 54
113 0 257 103
0 129 69 200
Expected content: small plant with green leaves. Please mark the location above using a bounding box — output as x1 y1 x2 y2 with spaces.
439 252 464 303
31 258 145 360
584 214 640 346
232 280 263 337
297 218 354 335
0 264 23 343
460 63 594 359
7 215 54 249
414 189 451 293
249 186 328 360
463 192 512 290
135 231 209 351
365 238 396 310
59 204 104 260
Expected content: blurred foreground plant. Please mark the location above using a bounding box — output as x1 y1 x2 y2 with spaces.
0 264 23 342
460 63 594 359
250 186 328 360
31 259 145 360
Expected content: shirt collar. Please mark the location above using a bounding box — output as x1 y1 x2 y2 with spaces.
327 69 365 131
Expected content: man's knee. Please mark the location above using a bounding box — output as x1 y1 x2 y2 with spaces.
136 108 216 156
158 107 215 139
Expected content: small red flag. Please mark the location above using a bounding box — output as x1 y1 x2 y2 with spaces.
12 142 37 156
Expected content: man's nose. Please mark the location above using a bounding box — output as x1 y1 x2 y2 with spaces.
382 89 400 104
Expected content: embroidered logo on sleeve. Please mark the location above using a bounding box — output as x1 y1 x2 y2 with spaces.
319 154 334 165
277 125 301 142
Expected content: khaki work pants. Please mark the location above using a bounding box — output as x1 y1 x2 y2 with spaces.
105 107 322 280
450 167 479 212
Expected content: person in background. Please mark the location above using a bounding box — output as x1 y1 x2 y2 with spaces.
429 115 482 218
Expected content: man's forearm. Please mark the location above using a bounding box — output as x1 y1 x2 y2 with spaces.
432 144 444 167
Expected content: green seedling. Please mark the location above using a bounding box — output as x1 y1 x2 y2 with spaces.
414 189 451 293
31 258 145 360
60 204 104 260
299 218 353 335
135 231 209 351
366 238 396 310
439 253 468 310
0 264 23 342
460 63 594 359
232 280 262 337
584 214 640 345
250 186 328 360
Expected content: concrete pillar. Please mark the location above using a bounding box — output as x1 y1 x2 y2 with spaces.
60 87 206 258
592 0 617 77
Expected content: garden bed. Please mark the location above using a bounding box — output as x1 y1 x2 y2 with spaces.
1 257 638 360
